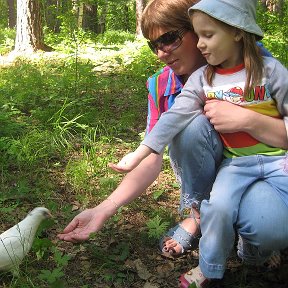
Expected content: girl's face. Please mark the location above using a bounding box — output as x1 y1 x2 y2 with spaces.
149 27 206 81
192 12 243 69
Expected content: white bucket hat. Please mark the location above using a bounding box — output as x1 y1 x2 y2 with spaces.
188 0 263 39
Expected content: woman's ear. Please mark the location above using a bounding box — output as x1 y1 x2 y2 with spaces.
234 29 243 42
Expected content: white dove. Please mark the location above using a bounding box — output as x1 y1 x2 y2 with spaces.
0 207 52 273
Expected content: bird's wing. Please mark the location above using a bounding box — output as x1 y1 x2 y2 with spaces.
0 230 35 271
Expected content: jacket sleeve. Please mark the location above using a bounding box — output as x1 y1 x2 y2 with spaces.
265 57 288 142
142 67 206 153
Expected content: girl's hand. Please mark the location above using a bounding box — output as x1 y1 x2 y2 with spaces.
204 99 248 133
109 145 153 173
108 152 141 173
108 152 142 173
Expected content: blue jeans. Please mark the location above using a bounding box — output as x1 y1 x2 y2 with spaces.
200 155 288 279
169 114 223 213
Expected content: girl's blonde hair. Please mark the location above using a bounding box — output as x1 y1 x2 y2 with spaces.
203 21 264 96
141 0 199 39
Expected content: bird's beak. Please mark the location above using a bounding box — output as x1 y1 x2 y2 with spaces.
45 210 53 218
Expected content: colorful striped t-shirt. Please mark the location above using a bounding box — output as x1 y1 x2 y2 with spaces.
145 66 183 134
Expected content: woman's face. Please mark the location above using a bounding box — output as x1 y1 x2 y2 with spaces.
149 27 206 79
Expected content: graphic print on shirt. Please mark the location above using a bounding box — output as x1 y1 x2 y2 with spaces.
205 82 272 106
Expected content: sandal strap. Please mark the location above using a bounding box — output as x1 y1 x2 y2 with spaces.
170 224 197 250
159 207 200 256
159 221 199 253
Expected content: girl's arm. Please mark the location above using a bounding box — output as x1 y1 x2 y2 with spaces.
243 111 288 149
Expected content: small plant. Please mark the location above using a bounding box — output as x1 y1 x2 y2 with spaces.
90 241 132 285
32 237 53 260
65 157 96 196
37 247 70 286
146 215 169 240
49 101 88 149
38 267 65 285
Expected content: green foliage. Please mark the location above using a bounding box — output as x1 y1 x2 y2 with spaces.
65 158 92 191
0 107 27 138
38 267 65 284
257 1 288 66
96 30 136 45
0 0 8 28
125 41 162 77
0 28 15 55
105 0 136 33
38 247 70 286
0 129 61 170
152 188 166 200
146 215 169 240
49 101 88 149
32 237 53 260
87 241 133 285
0 11 286 286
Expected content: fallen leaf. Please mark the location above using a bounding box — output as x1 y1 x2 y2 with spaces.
143 282 159 288
134 258 152 280
156 262 175 277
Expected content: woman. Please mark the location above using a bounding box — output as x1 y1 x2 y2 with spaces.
58 0 287 274
58 0 223 257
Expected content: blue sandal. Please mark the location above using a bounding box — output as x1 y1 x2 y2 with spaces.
159 209 200 257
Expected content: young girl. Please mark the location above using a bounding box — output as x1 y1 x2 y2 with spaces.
112 0 288 286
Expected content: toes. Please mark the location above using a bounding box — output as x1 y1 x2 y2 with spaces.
165 238 177 247
162 238 183 255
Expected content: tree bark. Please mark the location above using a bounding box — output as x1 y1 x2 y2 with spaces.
135 0 144 36
262 0 283 13
123 4 129 31
97 0 107 34
83 4 98 33
7 0 16 28
78 2 84 29
14 0 49 52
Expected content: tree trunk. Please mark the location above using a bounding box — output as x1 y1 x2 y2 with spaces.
123 4 129 31
78 2 84 29
262 0 283 13
7 0 16 28
14 0 49 53
97 0 107 34
135 0 144 36
43 0 61 33
83 4 98 33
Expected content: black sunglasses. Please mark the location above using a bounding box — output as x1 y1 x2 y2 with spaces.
148 28 187 54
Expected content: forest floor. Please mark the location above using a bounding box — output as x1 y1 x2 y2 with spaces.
2 164 288 288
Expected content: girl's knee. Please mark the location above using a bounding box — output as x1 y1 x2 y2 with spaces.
201 198 233 219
